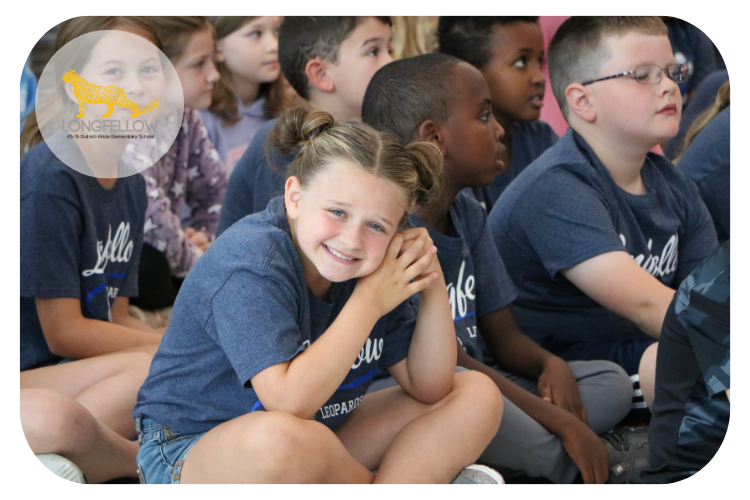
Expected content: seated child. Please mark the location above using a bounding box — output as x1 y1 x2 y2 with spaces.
438 17 558 212
198 16 283 173
20 17 165 483
674 82 729 243
663 69 728 159
124 17 227 322
641 240 730 483
487 16 719 413
133 106 504 484
363 53 632 484
217 16 393 236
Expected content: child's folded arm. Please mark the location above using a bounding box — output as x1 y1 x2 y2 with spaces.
35 297 162 359
561 251 675 338
249 293 383 420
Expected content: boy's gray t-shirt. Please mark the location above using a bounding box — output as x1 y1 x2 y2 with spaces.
408 192 516 364
20 139 146 371
134 197 417 435
488 129 719 350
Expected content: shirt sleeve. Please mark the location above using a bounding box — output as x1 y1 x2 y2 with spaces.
183 112 228 239
379 297 417 369
510 168 627 278
210 269 306 387
142 167 202 278
20 177 84 298
679 292 730 397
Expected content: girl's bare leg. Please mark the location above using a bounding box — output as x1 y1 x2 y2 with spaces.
21 389 140 483
638 342 659 410
180 411 376 484
336 370 503 483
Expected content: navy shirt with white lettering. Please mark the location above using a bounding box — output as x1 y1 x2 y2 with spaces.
488 129 718 355
20 138 146 371
468 120 558 213
408 192 516 364
134 197 416 435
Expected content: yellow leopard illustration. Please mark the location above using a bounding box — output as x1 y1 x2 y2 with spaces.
63 69 159 119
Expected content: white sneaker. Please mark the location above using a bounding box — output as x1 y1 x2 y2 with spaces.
451 464 505 484
36 454 86 483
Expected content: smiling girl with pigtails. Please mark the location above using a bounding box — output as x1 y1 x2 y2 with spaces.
133 106 504 484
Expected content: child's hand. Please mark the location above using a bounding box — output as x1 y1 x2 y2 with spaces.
559 419 610 484
354 229 439 317
184 228 211 252
538 356 587 424
397 228 441 284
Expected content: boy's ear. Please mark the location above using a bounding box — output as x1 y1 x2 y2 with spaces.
566 83 596 123
305 58 335 94
284 176 303 219
415 119 447 156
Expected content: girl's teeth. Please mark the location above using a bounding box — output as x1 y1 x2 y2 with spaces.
327 246 354 261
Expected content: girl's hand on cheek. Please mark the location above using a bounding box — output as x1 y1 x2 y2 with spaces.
354 231 439 317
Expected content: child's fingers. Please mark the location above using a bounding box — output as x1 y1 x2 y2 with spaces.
398 227 428 243
404 246 438 282
397 232 428 268
385 233 405 262
405 271 439 296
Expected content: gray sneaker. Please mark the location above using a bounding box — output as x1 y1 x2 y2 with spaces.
451 464 505 484
600 426 649 484
37 454 86 483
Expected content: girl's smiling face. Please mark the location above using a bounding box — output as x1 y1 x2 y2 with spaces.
285 161 406 297
173 27 220 110
74 30 166 126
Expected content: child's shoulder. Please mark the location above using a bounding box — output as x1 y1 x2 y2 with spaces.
21 139 80 197
209 198 300 278
513 119 558 144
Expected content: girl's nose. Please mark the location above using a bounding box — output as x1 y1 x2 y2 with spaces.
340 227 364 251
206 59 220 83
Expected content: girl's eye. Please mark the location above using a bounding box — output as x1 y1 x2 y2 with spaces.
479 112 491 122
367 48 379 57
514 58 527 69
105 68 121 76
249 30 262 38
368 223 384 232
330 209 345 217
142 66 157 74
193 60 205 69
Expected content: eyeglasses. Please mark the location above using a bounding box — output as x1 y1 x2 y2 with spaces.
581 63 689 86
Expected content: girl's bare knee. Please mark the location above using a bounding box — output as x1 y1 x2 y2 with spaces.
452 371 504 424
21 389 94 453
237 412 337 479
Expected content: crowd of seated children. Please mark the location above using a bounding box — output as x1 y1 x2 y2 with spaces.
123 17 227 327
487 16 719 424
217 16 394 234
20 15 729 485
198 16 287 173
437 17 559 212
20 16 166 484
362 52 632 484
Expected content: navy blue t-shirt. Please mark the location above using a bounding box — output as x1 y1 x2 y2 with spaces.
134 197 417 435
677 106 730 243
216 119 291 236
408 192 517 364
20 139 146 371
488 129 718 357
468 120 558 213
663 69 728 160
642 240 730 483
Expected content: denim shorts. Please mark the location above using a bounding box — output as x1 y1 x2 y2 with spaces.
136 416 206 484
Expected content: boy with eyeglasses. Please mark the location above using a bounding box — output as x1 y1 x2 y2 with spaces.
487 17 718 430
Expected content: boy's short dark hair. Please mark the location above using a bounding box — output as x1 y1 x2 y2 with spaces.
362 53 462 145
279 16 392 100
548 16 668 118
437 17 539 70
